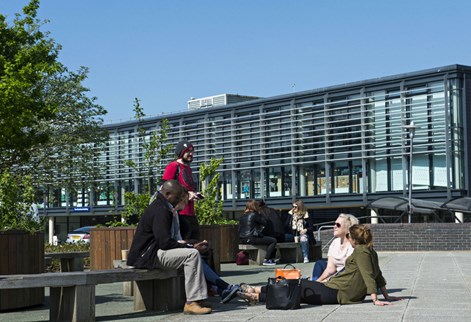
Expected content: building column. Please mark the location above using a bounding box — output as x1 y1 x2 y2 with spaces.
48 216 55 244
370 208 379 224
455 211 464 223
299 166 306 197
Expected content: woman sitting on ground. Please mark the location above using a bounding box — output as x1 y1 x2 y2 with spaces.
238 200 277 266
239 224 403 306
311 213 359 281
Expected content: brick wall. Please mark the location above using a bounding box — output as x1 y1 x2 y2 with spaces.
319 223 471 251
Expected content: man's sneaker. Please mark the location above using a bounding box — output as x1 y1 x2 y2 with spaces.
183 301 212 315
221 284 241 304
303 257 309 263
262 259 276 266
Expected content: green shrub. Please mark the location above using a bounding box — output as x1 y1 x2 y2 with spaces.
44 242 90 272
0 171 45 233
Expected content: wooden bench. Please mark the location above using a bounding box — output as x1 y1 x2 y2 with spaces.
0 268 184 322
239 242 322 265
44 251 90 272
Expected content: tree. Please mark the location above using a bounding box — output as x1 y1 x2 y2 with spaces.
111 98 172 226
0 0 107 230
0 0 62 171
195 157 228 225
125 98 172 194
0 171 43 232
28 66 108 200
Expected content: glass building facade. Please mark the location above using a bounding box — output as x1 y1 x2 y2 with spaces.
43 65 471 234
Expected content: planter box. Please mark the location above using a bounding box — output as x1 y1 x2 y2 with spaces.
90 227 136 270
200 224 239 274
90 224 239 273
0 230 44 310
218 224 239 263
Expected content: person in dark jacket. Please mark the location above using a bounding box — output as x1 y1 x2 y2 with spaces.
258 200 285 243
286 199 316 263
238 200 277 266
127 180 211 315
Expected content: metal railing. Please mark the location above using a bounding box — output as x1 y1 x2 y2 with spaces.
314 215 412 251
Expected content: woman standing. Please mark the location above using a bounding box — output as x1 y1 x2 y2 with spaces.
311 213 359 281
238 200 277 266
287 200 315 263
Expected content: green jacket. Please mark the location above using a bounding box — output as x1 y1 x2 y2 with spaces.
325 244 386 304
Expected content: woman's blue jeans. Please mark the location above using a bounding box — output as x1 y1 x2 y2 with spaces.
301 239 309 258
311 259 327 280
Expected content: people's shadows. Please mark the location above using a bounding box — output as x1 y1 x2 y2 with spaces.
95 293 134 305
220 269 268 277
376 288 417 301
387 288 407 293
95 310 173 321
210 298 260 313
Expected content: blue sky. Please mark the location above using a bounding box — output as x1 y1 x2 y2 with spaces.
2 0 471 123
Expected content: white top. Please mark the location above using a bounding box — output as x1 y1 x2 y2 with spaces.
327 237 354 272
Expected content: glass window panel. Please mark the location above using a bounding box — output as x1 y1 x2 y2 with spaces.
432 154 447 188
412 155 430 189
333 162 349 194
316 165 327 195
371 158 388 192
391 157 403 191
268 167 282 197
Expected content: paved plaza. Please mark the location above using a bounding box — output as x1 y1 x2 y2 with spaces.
1 251 471 322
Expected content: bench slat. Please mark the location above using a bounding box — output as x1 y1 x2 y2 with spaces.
0 269 178 289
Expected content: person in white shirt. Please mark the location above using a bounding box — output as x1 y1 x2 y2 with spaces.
311 213 359 281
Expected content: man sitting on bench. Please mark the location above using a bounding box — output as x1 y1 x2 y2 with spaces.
127 180 211 315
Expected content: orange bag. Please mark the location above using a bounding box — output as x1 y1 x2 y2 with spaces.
275 264 302 280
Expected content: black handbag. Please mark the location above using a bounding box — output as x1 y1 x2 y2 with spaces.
265 277 301 310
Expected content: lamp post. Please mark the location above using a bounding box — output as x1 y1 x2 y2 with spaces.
404 121 416 224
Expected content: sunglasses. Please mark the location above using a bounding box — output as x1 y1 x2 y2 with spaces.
334 222 342 228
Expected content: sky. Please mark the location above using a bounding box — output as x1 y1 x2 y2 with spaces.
2 0 471 124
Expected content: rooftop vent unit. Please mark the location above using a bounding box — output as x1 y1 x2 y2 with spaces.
187 94 260 110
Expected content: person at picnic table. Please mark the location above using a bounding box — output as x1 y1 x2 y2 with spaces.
126 180 211 315
238 199 278 266
167 187 243 304
311 213 359 281
239 224 403 306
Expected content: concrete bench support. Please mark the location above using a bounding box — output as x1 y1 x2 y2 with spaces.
134 275 185 312
50 285 95 322
238 244 267 265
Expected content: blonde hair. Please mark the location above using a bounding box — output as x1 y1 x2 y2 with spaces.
338 213 359 230
349 224 373 248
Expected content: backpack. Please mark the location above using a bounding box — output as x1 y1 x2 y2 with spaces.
236 251 249 265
